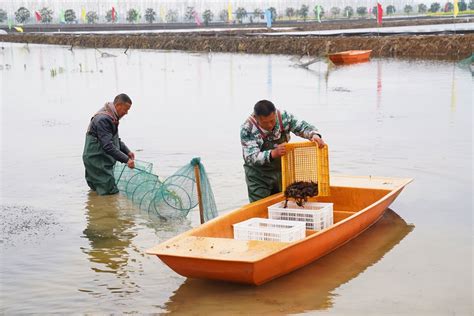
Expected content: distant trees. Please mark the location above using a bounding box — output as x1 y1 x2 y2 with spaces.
86 11 98 24
202 9 213 26
404 5 414 14
218 9 228 22
126 8 139 23
313 5 325 19
253 8 264 19
235 7 247 23
429 2 441 12
386 5 396 14
444 2 454 11
64 9 76 23
330 7 341 17
185 7 195 21
0 9 7 23
418 3 428 13
458 0 468 10
285 7 296 19
268 7 277 21
145 8 156 23
298 4 309 20
469 0 474 9
166 9 178 22
15 7 30 23
343 6 354 18
356 6 367 17
39 7 53 23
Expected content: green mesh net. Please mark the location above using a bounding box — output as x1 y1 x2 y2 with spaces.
458 53 473 68
113 158 218 222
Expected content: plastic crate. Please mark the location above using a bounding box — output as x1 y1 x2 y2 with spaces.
268 201 334 231
233 218 306 242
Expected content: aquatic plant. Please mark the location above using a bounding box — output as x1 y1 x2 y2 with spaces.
202 9 213 26
86 11 98 24
39 7 53 23
0 9 7 23
145 8 156 23
15 7 30 23
64 9 76 23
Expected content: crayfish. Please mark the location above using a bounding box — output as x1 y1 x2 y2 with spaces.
284 181 318 208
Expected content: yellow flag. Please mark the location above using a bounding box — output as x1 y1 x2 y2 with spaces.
81 8 86 22
14 26 23 33
160 6 166 22
227 2 232 22
453 0 459 17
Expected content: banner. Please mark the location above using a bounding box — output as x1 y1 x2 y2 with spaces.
35 11 41 22
377 3 383 26
453 0 459 17
265 9 272 28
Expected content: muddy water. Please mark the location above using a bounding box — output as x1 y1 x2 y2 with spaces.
0 43 472 314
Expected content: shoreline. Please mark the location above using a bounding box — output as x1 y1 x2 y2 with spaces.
1 32 472 60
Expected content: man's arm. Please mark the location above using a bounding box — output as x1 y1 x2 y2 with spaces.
240 125 272 166
283 110 325 148
95 118 130 163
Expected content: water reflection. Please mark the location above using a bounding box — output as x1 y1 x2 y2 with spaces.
81 193 139 294
163 210 414 315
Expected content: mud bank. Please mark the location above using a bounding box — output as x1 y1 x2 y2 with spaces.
1 33 472 60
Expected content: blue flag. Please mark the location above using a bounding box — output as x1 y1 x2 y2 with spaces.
265 9 272 28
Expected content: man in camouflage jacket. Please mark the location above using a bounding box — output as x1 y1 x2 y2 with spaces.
240 100 325 202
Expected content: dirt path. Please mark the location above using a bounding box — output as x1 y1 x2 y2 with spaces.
1 32 472 60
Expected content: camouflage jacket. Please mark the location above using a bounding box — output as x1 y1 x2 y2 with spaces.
240 110 320 166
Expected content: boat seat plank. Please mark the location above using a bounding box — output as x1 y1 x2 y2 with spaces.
147 236 290 261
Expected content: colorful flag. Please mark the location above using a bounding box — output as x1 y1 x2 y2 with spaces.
227 2 233 23
81 8 86 23
112 7 116 22
316 5 322 23
377 3 383 26
192 11 202 26
35 11 42 22
265 9 272 28
14 26 24 33
59 10 65 23
453 0 459 17
7 19 12 30
160 6 166 22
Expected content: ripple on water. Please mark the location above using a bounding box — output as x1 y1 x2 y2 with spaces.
0 205 61 247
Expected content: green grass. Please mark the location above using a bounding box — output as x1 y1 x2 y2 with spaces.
427 10 474 16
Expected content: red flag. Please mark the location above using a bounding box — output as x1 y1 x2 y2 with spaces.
111 7 116 22
377 3 383 26
35 11 42 22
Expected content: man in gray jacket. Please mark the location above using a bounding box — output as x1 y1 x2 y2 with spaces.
82 93 135 195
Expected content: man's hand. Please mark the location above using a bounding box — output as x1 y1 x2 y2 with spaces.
127 159 135 169
311 134 326 148
128 152 135 160
271 143 287 159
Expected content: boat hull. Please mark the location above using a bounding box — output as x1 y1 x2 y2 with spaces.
329 50 372 65
148 175 412 285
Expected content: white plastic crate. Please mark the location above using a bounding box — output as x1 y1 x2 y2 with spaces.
268 201 334 231
233 218 306 242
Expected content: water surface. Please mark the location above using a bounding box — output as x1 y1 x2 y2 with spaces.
0 43 472 314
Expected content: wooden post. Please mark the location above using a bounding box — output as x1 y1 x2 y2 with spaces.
194 164 205 224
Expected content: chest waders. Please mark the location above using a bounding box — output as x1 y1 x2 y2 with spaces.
82 111 120 195
244 111 288 202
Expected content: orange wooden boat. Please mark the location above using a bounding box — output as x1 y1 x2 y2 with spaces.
328 50 372 65
146 175 412 285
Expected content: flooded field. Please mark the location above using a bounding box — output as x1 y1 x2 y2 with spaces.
0 43 472 314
